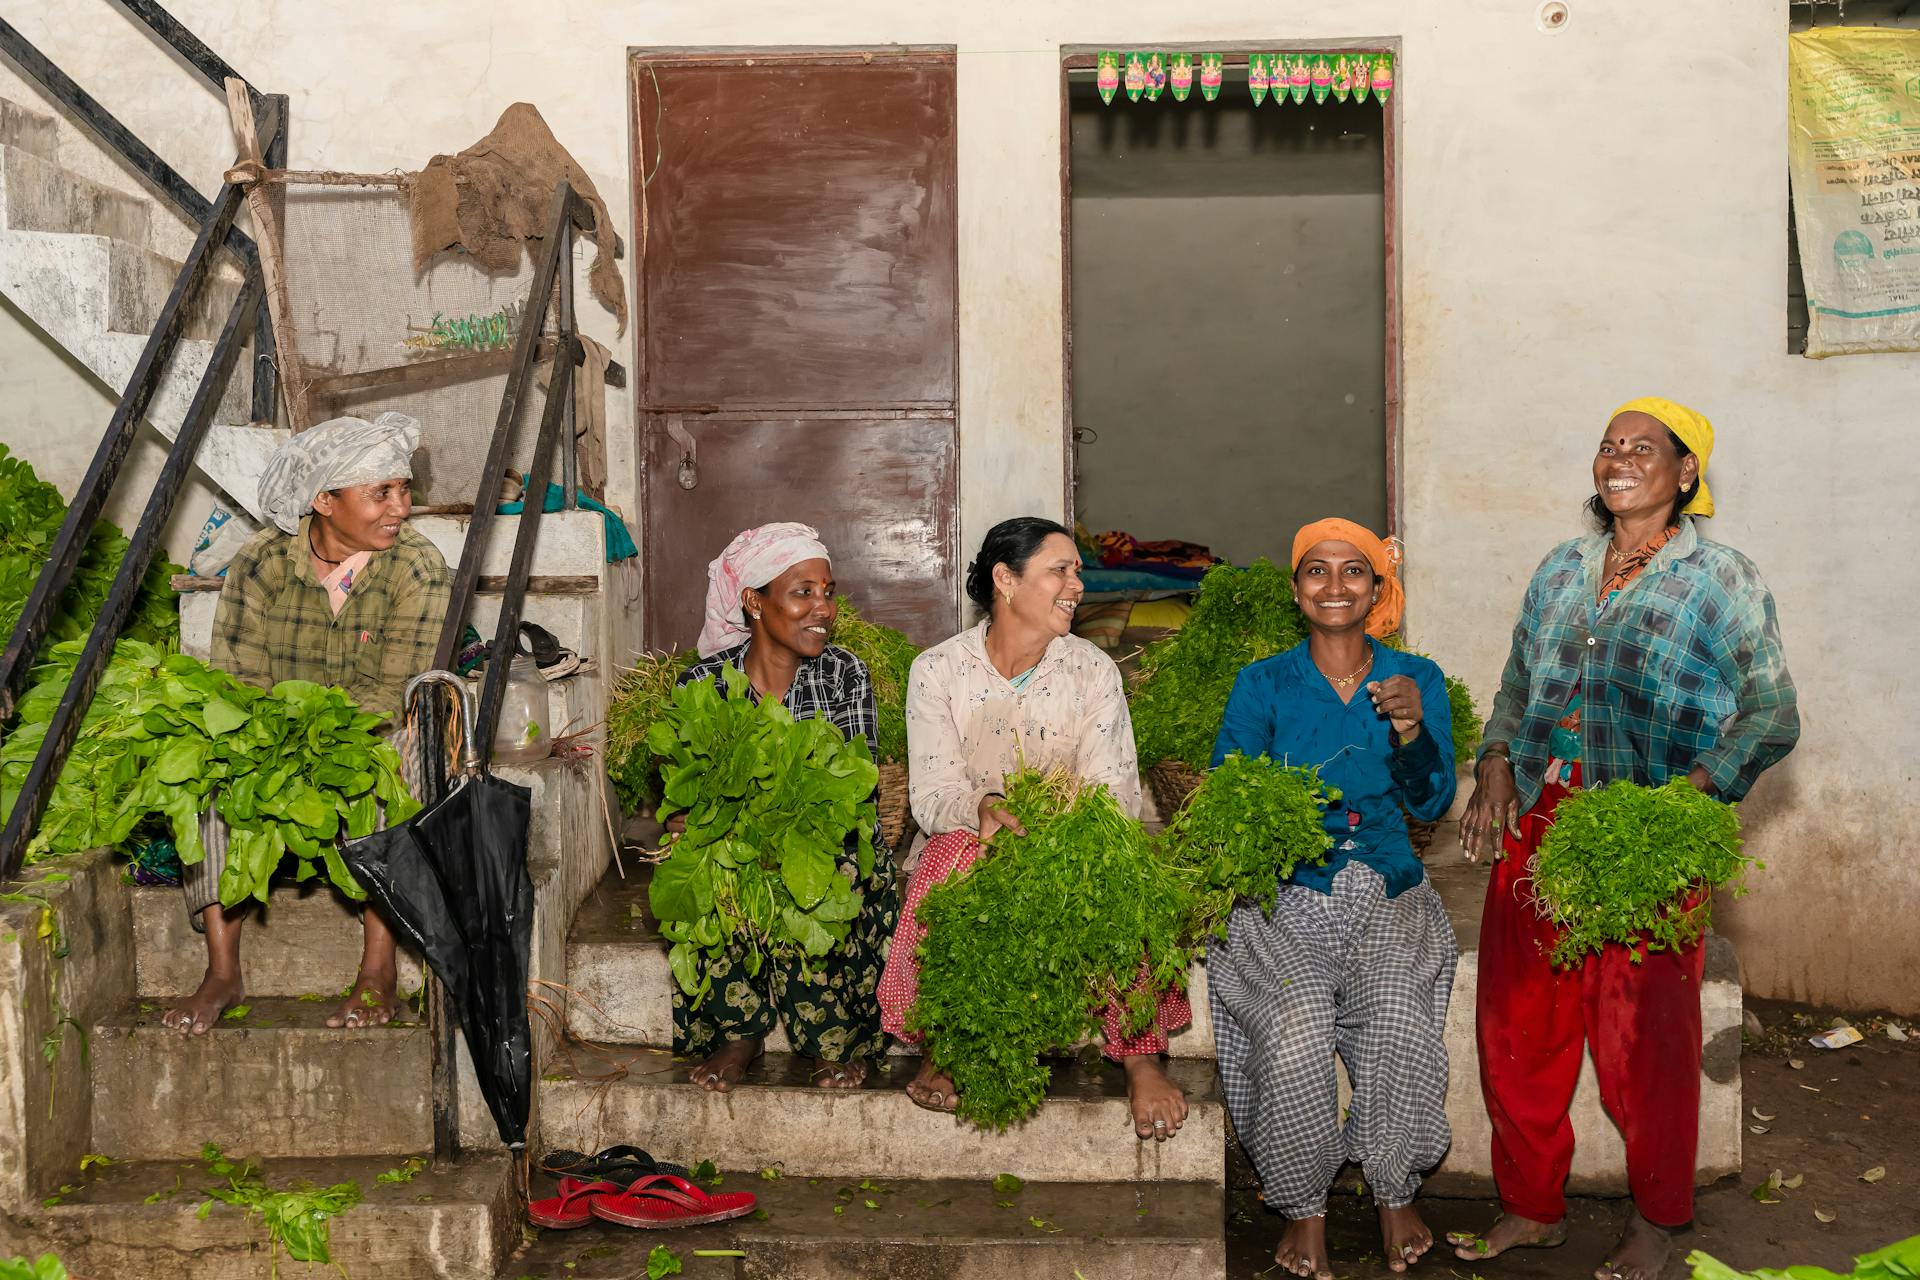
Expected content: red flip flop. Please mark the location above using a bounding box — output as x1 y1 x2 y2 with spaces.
527 1177 621 1229
590 1173 758 1229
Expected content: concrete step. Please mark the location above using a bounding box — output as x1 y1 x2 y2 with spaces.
89 996 431 1161
537 1048 1225 1185
509 1172 1225 1279
0 97 59 161
131 882 425 1001
34 1152 515 1280
562 863 1218 1057
106 235 246 342
0 142 151 243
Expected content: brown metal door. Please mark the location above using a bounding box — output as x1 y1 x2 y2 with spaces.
632 52 960 652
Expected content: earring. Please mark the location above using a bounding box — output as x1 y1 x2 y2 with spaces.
1001 589 1013 604
750 610 762 620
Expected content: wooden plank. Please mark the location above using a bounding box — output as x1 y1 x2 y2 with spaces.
225 77 310 430
172 573 598 595
308 346 626 401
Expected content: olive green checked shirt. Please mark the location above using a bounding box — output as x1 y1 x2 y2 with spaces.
210 518 450 720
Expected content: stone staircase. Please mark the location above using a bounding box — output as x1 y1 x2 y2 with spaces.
0 91 283 522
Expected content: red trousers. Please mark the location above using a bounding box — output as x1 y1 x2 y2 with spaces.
1475 768 1705 1228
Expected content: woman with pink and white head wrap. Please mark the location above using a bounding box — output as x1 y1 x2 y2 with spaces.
696 521 833 657
670 522 900 1097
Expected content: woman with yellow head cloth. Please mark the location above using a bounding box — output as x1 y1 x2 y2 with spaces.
1208 518 1459 1280
1447 399 1799 1280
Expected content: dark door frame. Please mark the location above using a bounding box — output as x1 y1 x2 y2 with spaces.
1057 41 1403 536
626 46 963 646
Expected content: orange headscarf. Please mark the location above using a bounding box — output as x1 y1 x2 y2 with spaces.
1290 518 1405 639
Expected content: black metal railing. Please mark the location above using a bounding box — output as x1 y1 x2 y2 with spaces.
0 12 275 878
413 179 595 1156
0 6 283 417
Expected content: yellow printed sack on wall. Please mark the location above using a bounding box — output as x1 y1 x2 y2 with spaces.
1789 29 1920 356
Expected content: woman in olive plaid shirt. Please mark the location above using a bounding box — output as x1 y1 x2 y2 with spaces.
1449 398 1798 1280
164 414 449 1037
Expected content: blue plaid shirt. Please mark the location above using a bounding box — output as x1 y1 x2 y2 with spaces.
1483 517 1798 809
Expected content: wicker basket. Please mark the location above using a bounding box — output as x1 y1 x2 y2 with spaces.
1146 758 1204 819
878 760 917 850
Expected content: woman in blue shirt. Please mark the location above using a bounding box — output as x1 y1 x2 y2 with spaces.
1210 518 1457 1280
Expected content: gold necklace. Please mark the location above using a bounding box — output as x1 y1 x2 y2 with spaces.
1316 652 1373 689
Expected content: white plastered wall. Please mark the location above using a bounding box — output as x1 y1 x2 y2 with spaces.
2 0 1914 1013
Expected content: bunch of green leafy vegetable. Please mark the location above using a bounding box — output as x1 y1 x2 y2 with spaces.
907 767 1187 1130
0 444 178 649
606 649 697 812
646 665 879 1003
829 596 919 763
1127 560 1305 769
1688 1233 1920 1279
197 1143 361 1268
1159 753 1338 943
1530 778 1750 967
0 640 417 904
1443 674 1481 763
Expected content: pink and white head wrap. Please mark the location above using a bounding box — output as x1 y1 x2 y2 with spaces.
697 522 833 657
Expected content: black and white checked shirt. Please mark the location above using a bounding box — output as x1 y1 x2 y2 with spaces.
680 641 880 761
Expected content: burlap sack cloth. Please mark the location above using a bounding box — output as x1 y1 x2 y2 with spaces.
404 103 626 333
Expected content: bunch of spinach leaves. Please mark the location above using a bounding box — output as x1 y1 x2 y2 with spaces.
1159 752 1339 943
645 666 879 1003
0 640 417 905
1530 777 1750 967
0 444 177 649
906 768 1187 1131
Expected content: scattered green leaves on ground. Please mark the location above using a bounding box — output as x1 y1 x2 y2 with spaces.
991 1173 1024 1196
908 768 1186 1130
1687 1231 1920 1278
1531 778 1751 966
376 1156 429 1185
829 597 919 763
197 1143 361 1266
1 640 418 902
645 1244 682 1279
1159 752 1337 942
647 667 877 1004
1127 560 1304 770
77 1153 111 1174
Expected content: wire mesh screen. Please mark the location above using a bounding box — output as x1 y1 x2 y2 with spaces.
277 184 553 505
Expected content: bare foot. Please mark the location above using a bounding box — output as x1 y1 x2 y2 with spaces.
1123 1054 1187 1141
689 1037 762 1093
1595 1210 1673 1280
812 1057 868 1089
1447 1212 1568 1261
162 970 245 1036
326 966 399 1029
1275 1215 1333 1279
1379 1203 1435 1272
905 1057 958 1112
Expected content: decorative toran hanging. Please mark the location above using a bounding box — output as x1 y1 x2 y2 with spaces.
1098 50 1394 107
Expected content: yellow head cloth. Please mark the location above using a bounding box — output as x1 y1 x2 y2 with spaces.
1609 396 1714 518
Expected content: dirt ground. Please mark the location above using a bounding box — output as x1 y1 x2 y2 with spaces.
1227 997 1920 1279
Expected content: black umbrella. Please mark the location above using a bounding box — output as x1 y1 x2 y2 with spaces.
344 673 535 1148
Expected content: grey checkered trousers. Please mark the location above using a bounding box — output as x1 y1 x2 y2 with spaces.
1208 861 1457 1219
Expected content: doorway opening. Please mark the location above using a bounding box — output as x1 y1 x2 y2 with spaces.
1063 53 1395 590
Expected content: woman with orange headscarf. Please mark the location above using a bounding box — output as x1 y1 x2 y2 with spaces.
1208 519 1458 1280
1446 399 1797 1280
